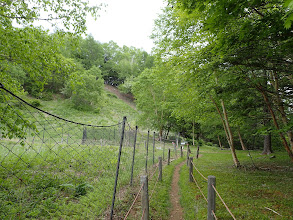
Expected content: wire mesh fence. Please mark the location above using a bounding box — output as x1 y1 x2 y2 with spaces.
0 84 180 219
0 86 127 219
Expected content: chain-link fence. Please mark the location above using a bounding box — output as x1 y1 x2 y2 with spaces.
0 84 179 219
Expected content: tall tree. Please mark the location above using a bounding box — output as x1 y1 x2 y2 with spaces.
0 0 102 138
132 64 175 138
152 0 293 161
0 0 101 91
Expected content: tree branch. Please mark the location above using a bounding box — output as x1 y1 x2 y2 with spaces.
0 14 64 21
252 7 265 17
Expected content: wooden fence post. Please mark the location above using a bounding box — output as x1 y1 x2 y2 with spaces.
196 142 200 159
189 157 194 182
158 157 162 181
207 176 216 220
141 175 149 220
168 148 171 165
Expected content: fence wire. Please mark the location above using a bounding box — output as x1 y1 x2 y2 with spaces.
0 87 131 219
0 85 181 219
190 158 236 220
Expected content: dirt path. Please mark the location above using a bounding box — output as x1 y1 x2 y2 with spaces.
169 161 185 220
104 84 136 109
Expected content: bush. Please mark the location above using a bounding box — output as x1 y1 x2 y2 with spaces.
39 92 53 101
30 99 41 107
117 76 134 94
63 66 104 110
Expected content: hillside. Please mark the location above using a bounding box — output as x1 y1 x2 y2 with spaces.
104 84 136 110
38 85 139 126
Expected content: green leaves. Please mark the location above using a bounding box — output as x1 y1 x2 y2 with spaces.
283 0 293 28
148 0 293 154
1 0 102 33
63 66 104 110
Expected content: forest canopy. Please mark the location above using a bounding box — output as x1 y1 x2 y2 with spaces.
133 0 293 163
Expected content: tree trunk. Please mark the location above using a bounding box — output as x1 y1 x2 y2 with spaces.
165 126 170 139
237 130 247 151
210 96 231 146
210 96 240 167
217 136 223 149
271 71 293 151
257 84 293 161
262 104 272 155
262 133 273 155
159 128 163 141
221 100 240 167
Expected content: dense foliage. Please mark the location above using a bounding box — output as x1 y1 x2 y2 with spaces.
130 0 293 163
1 0 154 109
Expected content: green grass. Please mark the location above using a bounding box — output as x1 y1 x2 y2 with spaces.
0 87 146 219
114 156 185 220
38 89 139 126
6 88 293 219
0 141 127 219
0 121 175 219
179 145 293 219
149 158 185 219
0 138 175 219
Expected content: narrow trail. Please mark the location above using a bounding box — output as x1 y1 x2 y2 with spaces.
104 84 136 109
169 161 185 220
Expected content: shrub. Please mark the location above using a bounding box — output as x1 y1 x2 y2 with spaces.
30 99 41 107
63 66 104 110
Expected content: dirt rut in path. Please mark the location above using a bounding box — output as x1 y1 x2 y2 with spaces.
104 84 136 109
169 161 185 220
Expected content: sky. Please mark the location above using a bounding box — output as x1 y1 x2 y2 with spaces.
86 0 166 53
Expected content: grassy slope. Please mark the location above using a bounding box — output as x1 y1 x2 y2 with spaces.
0 87 141 219
179 145 293 220
39 88 139 126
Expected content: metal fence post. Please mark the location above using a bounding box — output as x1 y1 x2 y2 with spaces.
168 148 171 165
163 140 165 160
128 128 131 147
189 157 193 182
61 127 63 143
158 157 162 181
141 175 149 220
153 132 155 165
176 133 179 157
110 116 127 220
82 127 87 144
187 148 190 166
130 126 138 186
207 176 216 220
42 125 45 143
145 130 149 174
